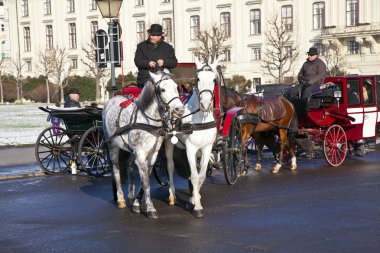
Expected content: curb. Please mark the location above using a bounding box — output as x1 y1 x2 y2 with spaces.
0 172 46 180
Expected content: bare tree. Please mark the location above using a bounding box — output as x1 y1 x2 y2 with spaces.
81 42 109 103
195 24 229 63
323 41 346 76
36 49 55 105
49 47 73 103
11 58 25 103
262 14 300 84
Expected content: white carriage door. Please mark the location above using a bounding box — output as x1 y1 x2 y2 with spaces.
362 78 377 138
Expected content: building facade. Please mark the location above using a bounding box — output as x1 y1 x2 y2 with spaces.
3 0 380 87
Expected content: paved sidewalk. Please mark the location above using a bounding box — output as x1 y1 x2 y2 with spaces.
0 146 45 180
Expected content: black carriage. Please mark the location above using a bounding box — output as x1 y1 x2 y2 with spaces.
35 106 110 177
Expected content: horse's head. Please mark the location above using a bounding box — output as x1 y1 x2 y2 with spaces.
194 56 223 112
150 71 185 118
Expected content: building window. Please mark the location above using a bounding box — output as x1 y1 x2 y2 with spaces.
68 23 77 48
1 24 4 32
347 41 359 54
91 21 98 43
24 27 31 52
136 21 145 43
46 25 53 50
253 78 261 87
21 0 29 17
67 0 75 13
313 2 325 29
250 9 261 35
281 5 293 31
346 0 359 26
162 18 172 43
284 46 293 58
190 15 200 40
220 12 231 37
89 0 97 10
26 60 32 72
251 48 261 60
71 58 78 69
162 0 171 3
44 0 52 15
136 0 144 6
222 49 231 62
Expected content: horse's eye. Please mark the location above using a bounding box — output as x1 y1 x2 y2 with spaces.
161 88 165 93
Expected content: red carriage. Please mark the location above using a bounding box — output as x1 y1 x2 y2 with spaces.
221 75 380 184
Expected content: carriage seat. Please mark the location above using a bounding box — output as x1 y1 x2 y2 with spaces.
308 82 340 109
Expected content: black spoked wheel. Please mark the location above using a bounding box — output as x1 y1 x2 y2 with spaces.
35 126 71 175
222 116 242 185
153 147 169 186
78 126 110 177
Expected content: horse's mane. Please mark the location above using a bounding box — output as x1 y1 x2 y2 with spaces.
137 81 156 112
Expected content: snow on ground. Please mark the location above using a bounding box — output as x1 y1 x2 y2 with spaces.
0 103 51 146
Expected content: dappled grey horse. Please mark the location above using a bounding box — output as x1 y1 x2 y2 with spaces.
102 71 184 219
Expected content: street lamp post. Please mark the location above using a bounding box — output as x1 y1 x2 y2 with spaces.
96 0 123 98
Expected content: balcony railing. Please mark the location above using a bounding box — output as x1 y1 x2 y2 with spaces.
321 23 380 36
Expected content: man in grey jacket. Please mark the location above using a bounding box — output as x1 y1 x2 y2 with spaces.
297 47 327 98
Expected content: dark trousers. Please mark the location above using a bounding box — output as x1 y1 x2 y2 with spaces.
301 83 319 99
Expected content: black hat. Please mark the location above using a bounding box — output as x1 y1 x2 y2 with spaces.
306 47 319 56
68 87 80 95
147 24 164 36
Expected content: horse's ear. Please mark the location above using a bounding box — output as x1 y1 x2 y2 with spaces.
210 54 225 70
149 71 160 83
194 57 203 70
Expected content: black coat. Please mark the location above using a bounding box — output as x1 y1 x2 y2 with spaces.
64 96 81 108
134 39 177 87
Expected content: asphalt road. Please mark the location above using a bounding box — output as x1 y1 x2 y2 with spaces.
1 148 380 253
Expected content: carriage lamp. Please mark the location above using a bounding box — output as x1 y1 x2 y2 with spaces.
96 0 123 98
334 90 342 98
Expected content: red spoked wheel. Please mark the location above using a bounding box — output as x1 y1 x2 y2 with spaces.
323 125 347 167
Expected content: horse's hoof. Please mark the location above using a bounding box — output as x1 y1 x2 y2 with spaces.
241 169 248 176
254 164 262 171
117 200 126 209
147 211 159 219
290 165 297 171
193 209 204 218
168 196 175 206
132 204 140 213
271 168 280 174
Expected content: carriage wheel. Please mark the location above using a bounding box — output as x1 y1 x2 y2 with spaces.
323 124 347 167
78 126 110 177
222 116 242 185
153 147 169 186
35 126 71 174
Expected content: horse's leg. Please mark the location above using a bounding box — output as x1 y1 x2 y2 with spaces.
241 124 254 172
165 141 176 206
289 139 298 171
134 151 158 219
272 129 287 174
198 145 213 190
253 133 262 171
186 144 203 217
109 145 126 208
126 153 136 206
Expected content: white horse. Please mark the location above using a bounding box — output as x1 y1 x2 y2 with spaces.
165 56 222 217
103 71 184 219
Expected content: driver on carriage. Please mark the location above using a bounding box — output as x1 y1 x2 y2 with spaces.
297 47 327 99
64 87 81 108
134 24 178 89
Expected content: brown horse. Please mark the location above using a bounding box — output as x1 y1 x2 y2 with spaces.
220 86 297 173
